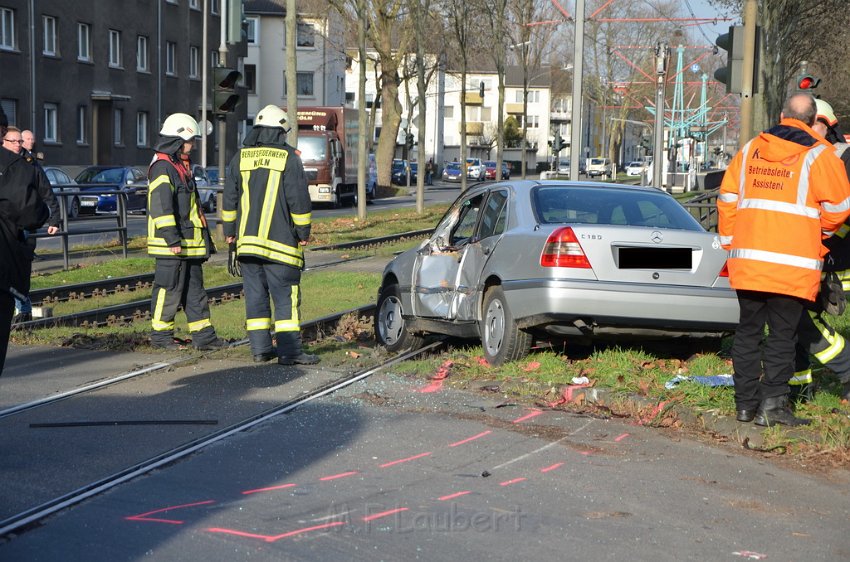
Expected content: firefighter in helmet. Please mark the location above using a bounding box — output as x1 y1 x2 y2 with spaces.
222 105 318 365
147 113 226 350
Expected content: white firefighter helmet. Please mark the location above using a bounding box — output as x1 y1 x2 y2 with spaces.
160 113 201 140
255 105 290 130
815 99 838 127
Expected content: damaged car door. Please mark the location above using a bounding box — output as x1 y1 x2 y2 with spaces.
412 189 507 321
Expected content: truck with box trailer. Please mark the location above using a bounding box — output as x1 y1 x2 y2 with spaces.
293 106 359 206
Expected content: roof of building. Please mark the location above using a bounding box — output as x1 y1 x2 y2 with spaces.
244 0 285 15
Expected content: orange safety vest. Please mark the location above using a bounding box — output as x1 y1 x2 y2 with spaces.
718 119 850 301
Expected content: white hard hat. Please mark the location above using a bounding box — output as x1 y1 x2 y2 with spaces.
255 105 290 130
815 99 838 127
160 113 201 140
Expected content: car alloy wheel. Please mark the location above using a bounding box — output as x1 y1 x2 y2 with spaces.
375 283 424 352
480 286 532 366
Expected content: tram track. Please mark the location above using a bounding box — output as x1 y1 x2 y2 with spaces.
0 341 441 538
17 255 374 330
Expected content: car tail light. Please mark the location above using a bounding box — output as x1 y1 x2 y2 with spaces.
540 227 591 268
719 261 729 277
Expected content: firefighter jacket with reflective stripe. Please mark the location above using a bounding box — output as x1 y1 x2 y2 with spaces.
718 118 850 301
820 145 850 278
147 153 209 259
222 142 312 269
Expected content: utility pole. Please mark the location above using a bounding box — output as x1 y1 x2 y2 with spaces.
653 41 669 189
215 0 228 238
201 0 208 168
739 0 757 141
568 0 584 181
356 0 367 221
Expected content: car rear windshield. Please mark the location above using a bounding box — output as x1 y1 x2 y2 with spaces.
532 186 704 231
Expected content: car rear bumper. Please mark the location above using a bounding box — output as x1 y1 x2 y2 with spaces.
502 278 739 335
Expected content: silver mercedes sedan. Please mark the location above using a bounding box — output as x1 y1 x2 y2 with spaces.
374 180 739 365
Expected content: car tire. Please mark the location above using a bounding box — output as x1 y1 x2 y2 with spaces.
206 195 216 213
69 197 80 219
375 283 425 353
480 286 532 366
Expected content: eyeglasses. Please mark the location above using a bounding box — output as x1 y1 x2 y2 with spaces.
3 138 23 144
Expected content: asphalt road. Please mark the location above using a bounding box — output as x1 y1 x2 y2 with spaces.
1 350 848 561
34 182 465 253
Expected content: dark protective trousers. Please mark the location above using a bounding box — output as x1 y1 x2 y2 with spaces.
150 258 217 346
732 290 806 411
0 290 14 376
241 258 304 360
794 309 850 386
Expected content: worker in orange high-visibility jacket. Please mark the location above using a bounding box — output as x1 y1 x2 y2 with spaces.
718 93 850 428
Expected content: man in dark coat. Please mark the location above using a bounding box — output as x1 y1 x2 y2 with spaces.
0 109 49 374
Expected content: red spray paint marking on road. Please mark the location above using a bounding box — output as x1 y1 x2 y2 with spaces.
512 409 543 423
438 491 472 501
207 521 345 543
362 507 409 522
125 500 215 524
546 383 592 407
320 471 358 481
416 360 453 393
540 462 564 473
241 483 297 495
448 430 492 447
499 477 527 486
614 433 630 442
379 451 432 468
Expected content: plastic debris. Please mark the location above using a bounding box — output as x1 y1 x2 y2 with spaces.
571 376 590 385
665 374 734 390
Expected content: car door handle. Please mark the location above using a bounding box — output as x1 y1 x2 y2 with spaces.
482 246 491 255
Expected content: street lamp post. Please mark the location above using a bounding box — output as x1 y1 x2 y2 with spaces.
568 0 585 181
653 41 670 189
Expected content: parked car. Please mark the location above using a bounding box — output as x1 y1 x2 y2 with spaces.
587 157 612 178
391 159 416 185
557 159 586 176
74 166 149 215
374 180 738 365
44 166 81 219
626 161 647 176
442 161 463 182
192 165 218 213
465 158 487 181
483 161 511 181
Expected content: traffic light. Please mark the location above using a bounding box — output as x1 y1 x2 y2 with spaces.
797 74 821 90
405 132 414 150
552 133 564 153
213 66 242 114
479 81 484 98
714 26 760 95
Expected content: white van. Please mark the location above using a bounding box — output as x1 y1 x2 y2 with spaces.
587 157 612 178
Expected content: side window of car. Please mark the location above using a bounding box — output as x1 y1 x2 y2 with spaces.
450 194 485 246
477 190 508 240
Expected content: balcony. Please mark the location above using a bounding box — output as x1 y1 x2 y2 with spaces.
464 92 483 105
460 121 484 135
505 103 524 115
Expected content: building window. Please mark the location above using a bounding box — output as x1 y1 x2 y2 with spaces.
296 22 314 48
210 49 218 68
210 0 219 15
166 41 176 75
44 103 58 142
136 112 148 146
481 107 492 121
43 15 57 55
189 46 199 78
243 64 256 94
77 22 91 61
108 30 121 68
113 108 123 145
189 0 200 9
246 18 257 44
137 35 148 71
1 99 17 125
77 106 87 144
444 106 454 119
0 8 13 50
283 71 315 97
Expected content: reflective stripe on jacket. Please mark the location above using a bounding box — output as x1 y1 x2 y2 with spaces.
222 144 312 269
146 154 208 259
718 118 850 300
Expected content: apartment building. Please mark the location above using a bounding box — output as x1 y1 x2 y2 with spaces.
0 0 244 167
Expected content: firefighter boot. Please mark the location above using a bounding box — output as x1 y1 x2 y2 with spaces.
753 395 811 427
841 381 850 402
788 383 815 406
